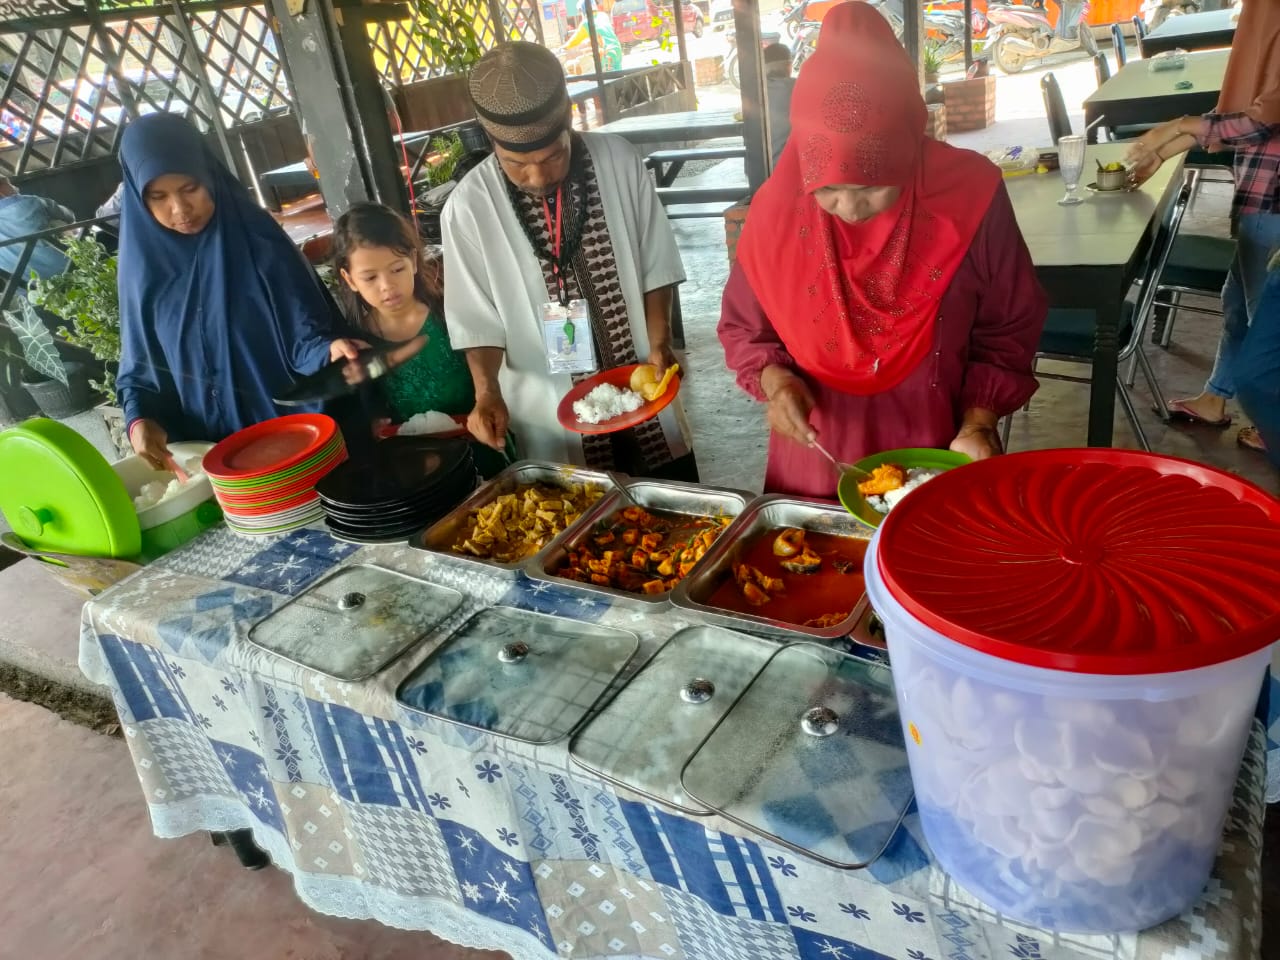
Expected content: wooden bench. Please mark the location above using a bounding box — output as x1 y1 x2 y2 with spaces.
644 145 748 187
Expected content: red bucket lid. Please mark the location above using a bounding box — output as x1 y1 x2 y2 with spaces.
876 449 1280 675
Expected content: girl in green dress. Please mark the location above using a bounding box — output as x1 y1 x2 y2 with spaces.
332 202 513 477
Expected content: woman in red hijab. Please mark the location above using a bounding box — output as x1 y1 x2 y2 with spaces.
718 1 1047 498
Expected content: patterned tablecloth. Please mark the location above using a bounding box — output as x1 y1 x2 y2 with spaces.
78 527 1268 960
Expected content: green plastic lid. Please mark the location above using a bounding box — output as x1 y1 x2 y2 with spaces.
0 418 141 559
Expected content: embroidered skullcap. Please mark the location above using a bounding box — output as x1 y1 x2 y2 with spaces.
469 42 572 152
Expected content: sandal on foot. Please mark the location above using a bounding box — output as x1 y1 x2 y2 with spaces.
1238 426 1268 453
1166 399 1232 427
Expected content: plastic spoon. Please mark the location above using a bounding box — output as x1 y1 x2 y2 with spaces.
165 454 190 485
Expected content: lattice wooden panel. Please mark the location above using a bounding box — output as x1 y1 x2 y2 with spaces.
368 0 546 86
0 3 292 178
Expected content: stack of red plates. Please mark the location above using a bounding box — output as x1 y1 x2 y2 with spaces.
202 414 347 537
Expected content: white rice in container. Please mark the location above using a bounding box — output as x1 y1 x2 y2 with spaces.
397 411 458 436
866 468 941 515
133 457 206 511
573 383 645 424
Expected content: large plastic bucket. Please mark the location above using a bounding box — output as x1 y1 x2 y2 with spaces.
865 528 1270 933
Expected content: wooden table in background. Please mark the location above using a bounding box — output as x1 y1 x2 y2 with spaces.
1142 9 1237 56
1005 144 1186 446
1083 49 1229 144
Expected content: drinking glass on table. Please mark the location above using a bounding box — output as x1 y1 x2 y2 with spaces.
1057 135 1086 206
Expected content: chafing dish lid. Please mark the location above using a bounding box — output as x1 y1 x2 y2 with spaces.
396 606 639 744
247 564 464 680
681 642 912 869
570 626 776 813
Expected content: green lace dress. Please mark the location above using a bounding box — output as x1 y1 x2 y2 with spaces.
377 312 514 479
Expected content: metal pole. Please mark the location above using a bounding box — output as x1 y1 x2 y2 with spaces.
901 0 924 85
671 0 689 65
731 0 767 192
963 0 973 71
169 0 238 170
582 0 608 111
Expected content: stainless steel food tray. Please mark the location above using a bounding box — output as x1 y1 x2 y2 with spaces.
524 478 752 610
412 460 616 578
671 495 871 641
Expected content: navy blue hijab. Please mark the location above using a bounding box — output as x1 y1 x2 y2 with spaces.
115 113 337 441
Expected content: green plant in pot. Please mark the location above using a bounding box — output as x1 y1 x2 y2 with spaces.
26 235 123 443
923 41 946 84
0 294 97 419
409 0 491 153
28 235 120 404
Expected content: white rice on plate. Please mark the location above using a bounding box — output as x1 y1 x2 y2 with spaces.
573 383 645 424
866 468 941 515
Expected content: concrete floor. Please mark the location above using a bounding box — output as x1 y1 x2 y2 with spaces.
0 692 508 960
2 46 1277 960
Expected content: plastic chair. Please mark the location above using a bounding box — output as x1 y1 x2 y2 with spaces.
1040 72 1072 145
1110 22 1128 67
1001 179 1195 452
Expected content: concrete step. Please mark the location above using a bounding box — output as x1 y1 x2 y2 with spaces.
0 558 102 697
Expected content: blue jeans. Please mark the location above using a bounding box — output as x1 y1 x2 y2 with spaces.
1235 265 1280 468
1206 213 1280 399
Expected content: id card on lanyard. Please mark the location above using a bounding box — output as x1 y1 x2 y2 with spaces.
538 186 597 375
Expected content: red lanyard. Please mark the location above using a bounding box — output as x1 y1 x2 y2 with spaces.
541 186 567 305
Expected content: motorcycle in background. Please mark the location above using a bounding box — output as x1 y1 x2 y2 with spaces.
788 0 902 73
988 0 1099 75
725 28 784 88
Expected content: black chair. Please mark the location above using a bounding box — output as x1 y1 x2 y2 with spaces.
1131 16 1147 56
1040 72 1072 145
1110 22 1128 67
1002 179 1195 452
1093 52 1111 86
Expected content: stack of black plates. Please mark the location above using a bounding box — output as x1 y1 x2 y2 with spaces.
316 436 479 544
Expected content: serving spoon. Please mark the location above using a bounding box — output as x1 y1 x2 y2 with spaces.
811 441 872 482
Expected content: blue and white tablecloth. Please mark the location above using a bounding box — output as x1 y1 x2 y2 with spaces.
77 527 1268 960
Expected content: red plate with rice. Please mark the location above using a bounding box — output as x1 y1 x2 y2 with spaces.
556 363 682 435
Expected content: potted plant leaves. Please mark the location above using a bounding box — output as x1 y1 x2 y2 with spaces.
27 235 124 450
0 295 94 418
923 41 946 86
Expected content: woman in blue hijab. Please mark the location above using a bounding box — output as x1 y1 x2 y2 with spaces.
116 113 359 469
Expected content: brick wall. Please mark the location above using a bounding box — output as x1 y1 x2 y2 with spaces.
926 103 947 142
693 55 725 88
724 201 750 265
942 76 996 133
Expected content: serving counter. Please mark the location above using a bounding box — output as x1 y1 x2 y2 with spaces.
77 520 1269 960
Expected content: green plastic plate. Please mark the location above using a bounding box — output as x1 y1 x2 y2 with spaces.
837 447 971 531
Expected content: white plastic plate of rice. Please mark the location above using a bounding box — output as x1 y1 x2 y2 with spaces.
865 468 941 515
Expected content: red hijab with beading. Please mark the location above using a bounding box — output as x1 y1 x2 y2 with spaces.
736 1 1002 395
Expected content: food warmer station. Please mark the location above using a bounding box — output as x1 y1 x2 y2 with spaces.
243 444 1280 935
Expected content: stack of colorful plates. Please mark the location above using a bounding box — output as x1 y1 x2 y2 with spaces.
202 414 347 538
316 435 479 545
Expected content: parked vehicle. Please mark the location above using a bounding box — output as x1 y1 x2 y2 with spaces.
611 0 705 48
779 0 902 72
988 0 1099 75
923 5 971 62
1141 0 1199 29
725 28 783 88
709 0 733 30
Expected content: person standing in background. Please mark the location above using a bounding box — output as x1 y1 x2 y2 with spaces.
442 42 696 477
1127 0 1279 456
763 42 795 170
